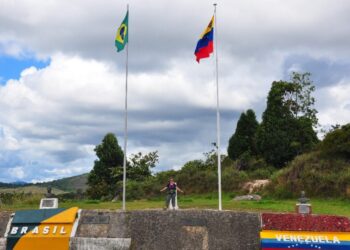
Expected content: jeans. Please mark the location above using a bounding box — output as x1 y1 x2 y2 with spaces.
166 192 176 208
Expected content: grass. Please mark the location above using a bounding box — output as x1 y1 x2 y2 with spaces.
1 194 349 217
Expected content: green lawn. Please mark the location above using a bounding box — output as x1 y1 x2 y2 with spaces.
1 194 349 217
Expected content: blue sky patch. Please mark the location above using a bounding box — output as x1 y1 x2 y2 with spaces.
0 55 50 85
282 55 350 88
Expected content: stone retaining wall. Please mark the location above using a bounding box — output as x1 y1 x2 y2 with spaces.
0 209 261 250
127 210 260 250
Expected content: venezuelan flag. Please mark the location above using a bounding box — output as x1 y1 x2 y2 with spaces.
194 16 214 63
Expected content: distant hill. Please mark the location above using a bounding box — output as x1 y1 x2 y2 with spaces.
0 185 65 195
34 173 89 192
0 182 29 188
0 173 89 194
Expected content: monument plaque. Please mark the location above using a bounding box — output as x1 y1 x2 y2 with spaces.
296 203 311 214
42 199 54 207
39 198 58 209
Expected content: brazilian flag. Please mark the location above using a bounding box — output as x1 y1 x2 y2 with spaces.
115 11 129 52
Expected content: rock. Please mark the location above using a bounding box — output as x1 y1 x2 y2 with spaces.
346 185 350 197
233 194 262 201
242 179 270 194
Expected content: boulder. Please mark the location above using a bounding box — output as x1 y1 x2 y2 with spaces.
242 179 270 194
233 194 262 201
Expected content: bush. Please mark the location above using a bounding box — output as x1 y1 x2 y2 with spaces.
320 123 350 159
222 168 248 192
266 151 350 198
0 192 41 206
248 167 276 179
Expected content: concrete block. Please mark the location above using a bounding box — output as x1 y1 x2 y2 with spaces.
0 238 6 250
76 210 130 238
70 237 131 250
0 212 12 237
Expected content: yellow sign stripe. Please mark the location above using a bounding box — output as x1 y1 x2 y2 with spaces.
42 207 78 224
199 16 214 39
261 230 350 241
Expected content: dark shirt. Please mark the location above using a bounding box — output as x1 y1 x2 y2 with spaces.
167 182 177 194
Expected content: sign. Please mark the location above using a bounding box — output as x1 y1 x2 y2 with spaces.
296 203 312 214
261 230 350 249
6 207 79 250
40 198 58 209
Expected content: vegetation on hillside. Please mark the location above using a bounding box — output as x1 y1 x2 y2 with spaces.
266 124 350 198
35 173 88 192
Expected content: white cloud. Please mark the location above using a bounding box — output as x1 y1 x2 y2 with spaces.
0 127 20 150
8 166 26 179
317 82 350 126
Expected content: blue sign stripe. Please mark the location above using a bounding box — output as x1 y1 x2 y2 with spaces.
12 208 67 224
261 239 350 249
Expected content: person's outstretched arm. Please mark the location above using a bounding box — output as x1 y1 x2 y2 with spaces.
160 186 167 192
176 186 184 193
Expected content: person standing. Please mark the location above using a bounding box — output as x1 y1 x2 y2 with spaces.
160 177 184 210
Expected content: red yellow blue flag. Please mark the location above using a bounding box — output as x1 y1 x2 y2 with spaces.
194 16 214 63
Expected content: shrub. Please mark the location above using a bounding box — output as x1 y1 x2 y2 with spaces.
248 167 276 179
320 123 350 159
266 151 350 198
222 168 248 192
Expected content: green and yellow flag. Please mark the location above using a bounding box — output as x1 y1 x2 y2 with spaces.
115 11 129 52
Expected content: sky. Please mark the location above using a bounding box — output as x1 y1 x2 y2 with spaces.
1 0 350 183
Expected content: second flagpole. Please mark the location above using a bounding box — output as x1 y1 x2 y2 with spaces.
122 4 129 211
213 3 222 211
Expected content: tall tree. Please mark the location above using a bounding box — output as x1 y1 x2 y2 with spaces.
283 72 318 127
127 151 159 181
257 72 318 168
87 133 124 199
227 109 259 160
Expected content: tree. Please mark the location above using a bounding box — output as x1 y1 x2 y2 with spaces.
283 72 318 127
127 151 159 181
320 123 350 159
256 72 318 168
227 109 259 161
87 133 124 199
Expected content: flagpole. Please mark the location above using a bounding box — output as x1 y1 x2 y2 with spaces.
213 3 222 211
122 4 129 211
